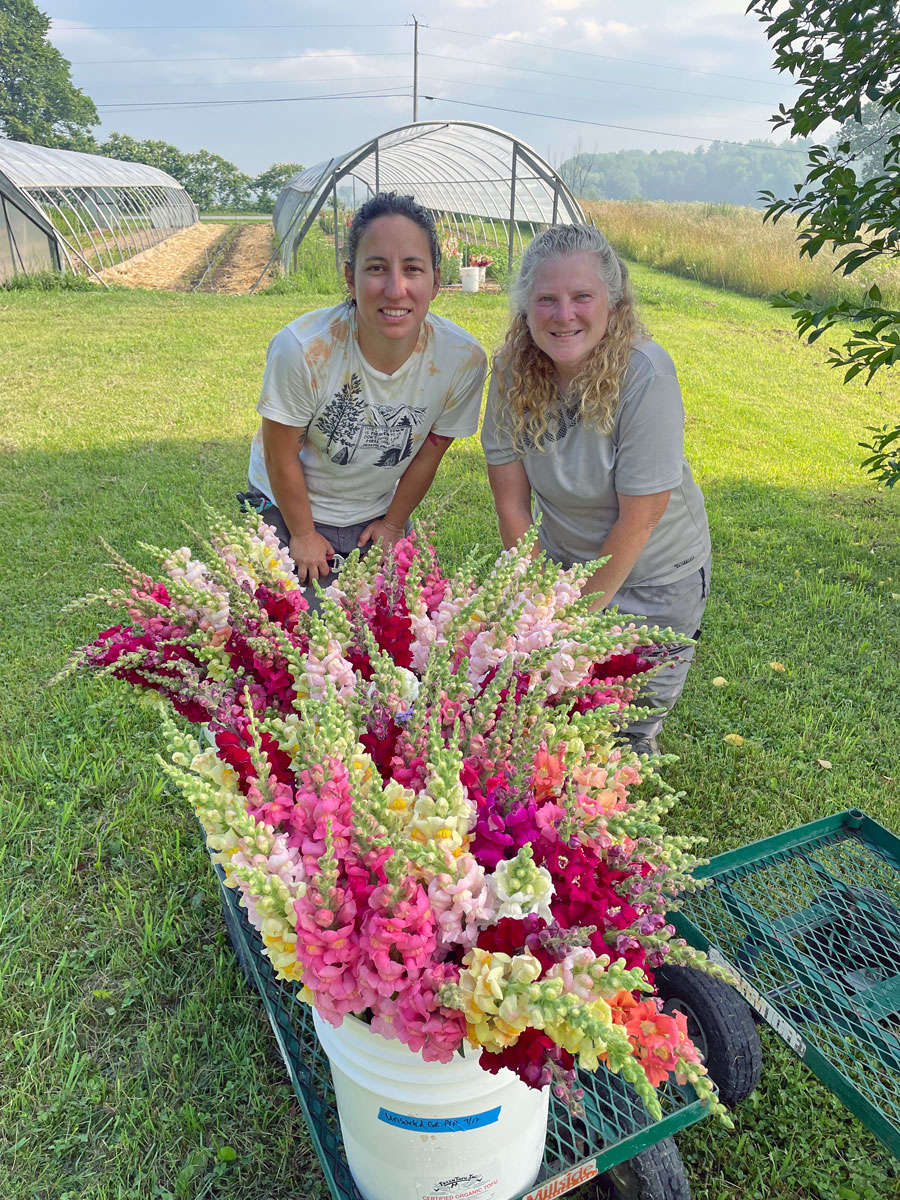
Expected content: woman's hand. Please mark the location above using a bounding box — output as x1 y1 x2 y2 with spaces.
289 529 335 584
358 517 405 557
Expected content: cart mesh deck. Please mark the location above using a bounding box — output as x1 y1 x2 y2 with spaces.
672 808 900 1159
212 859 711 1200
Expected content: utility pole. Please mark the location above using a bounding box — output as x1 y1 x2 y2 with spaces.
412 15 419 122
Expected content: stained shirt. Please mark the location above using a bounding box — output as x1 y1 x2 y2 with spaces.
250 303 487 525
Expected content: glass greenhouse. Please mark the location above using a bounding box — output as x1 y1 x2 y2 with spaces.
0 139 198 283
269 120 584 284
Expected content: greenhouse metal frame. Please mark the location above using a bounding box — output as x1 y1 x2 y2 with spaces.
266 121 584 287
0 139 198 284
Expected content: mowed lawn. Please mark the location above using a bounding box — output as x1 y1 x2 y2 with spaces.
2 266 900 1200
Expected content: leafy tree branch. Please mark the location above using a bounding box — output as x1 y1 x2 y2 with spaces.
749 0 900 487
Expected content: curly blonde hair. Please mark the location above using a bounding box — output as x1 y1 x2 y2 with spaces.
494 225 647 452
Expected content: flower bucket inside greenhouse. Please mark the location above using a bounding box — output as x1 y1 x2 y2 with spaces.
460 266 479 293
313 1009 549 1200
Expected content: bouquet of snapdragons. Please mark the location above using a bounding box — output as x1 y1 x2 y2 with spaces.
65 514 730 1121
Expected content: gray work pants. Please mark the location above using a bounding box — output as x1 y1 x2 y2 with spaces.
237 486 409 596
608 558 710 738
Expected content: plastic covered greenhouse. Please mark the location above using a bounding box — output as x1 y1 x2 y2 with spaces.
0 138 198 283
268 121 584 285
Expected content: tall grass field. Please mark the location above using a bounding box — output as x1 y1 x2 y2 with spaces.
266 201 900 315
2 262 900 1199
583 199 900 310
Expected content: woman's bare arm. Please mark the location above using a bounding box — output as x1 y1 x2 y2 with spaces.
582 490 672 608
261 417 334 583
357 433 456 550
487 460 534 550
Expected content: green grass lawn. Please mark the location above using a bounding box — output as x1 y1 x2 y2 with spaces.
3 268 900 1200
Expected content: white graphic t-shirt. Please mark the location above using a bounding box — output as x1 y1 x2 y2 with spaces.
249 304 487 526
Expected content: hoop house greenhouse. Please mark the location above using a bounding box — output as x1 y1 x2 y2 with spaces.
0 139 198 283
269 121 584 285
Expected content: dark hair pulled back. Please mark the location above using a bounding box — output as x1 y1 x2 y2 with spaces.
345 192 441 274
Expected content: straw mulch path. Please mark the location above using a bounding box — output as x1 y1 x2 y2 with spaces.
99 223 227 290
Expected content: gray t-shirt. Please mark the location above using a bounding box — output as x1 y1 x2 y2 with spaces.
481 339 710 587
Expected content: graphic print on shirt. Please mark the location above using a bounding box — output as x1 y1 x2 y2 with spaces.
523 401 580 451
315 373 428 467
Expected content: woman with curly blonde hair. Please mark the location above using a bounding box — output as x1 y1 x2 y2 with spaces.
481 224 711 754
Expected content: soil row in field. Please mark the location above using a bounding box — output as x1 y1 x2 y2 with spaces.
98 222 275 293
190 223 276 293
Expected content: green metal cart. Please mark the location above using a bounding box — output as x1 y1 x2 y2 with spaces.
668 808 900 1161
212 857 713 1200
212 807 900 1195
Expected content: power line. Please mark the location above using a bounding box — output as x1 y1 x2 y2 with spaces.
423 76 769 129
427 25 784 88
53 22 404 31
83 69 767 132
88 74 411 94
422 52 777 108
86 70 768 133
88 79 789 145
95 89 410 115
422 94 807 152
69 54 782 131
72 51 408 66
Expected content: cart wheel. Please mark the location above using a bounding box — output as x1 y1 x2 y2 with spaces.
219 888 255 988
597 1137 690 1200
654 963 762 1107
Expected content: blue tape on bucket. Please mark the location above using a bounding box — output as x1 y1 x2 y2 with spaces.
377 1106 501 1133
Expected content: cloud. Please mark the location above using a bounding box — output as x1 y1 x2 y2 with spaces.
236 50 379 84
629 2 766 52
577 20 636 42
48 18 145 63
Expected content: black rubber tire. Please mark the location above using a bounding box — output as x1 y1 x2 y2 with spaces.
597 1137 691 1200
653 963 762 1107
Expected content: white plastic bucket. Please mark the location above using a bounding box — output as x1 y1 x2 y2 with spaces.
313 1009 549 1200
459 266 479 293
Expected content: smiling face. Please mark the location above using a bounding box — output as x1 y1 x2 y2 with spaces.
525 252 612 387
345 214 441 373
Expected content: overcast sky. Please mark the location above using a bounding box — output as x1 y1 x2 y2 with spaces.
47 0 803 176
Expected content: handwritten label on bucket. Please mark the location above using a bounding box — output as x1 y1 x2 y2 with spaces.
378 1106 501 1133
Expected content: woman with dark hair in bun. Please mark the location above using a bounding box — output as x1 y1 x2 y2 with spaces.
241 192 487 588
482 224 711 755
